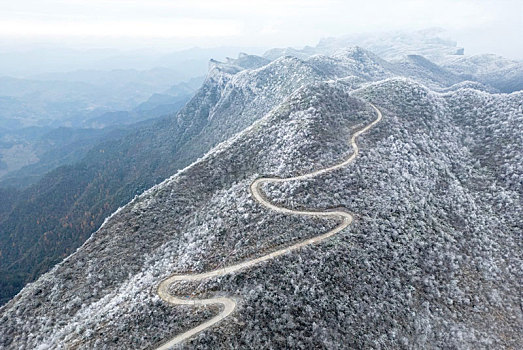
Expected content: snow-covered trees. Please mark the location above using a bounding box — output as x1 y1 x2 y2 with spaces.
1 48 521 350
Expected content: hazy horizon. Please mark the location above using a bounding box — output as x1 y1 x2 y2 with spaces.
0 0 521 61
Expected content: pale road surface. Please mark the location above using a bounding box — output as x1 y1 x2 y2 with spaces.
155 104 383 349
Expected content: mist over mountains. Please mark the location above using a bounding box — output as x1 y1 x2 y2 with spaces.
0 30 521 349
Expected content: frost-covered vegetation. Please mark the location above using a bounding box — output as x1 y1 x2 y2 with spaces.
255 80 522 349
0 44 483 306
1 45 521 350
1 83 375 349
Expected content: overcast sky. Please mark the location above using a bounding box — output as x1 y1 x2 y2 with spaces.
0 0 521 58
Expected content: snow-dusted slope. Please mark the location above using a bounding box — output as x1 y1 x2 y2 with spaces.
0 82 378 349
1 48 521 350
0 45 471 311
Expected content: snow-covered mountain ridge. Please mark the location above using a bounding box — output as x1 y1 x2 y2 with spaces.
0 45 521 349
266 29 523 93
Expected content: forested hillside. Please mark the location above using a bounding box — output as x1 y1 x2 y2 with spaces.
0 47 520 349
0 126 128 188
0 48 473 305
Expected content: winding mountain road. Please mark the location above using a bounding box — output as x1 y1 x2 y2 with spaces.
155 103 382 349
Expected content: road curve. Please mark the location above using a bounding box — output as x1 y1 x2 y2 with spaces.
155 104 383 349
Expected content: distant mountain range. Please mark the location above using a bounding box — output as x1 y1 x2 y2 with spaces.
0 72 204 131
0 76 203 185
0 33 521 349
266 28 522 93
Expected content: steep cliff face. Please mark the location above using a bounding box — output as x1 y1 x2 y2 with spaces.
1 48 521 350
